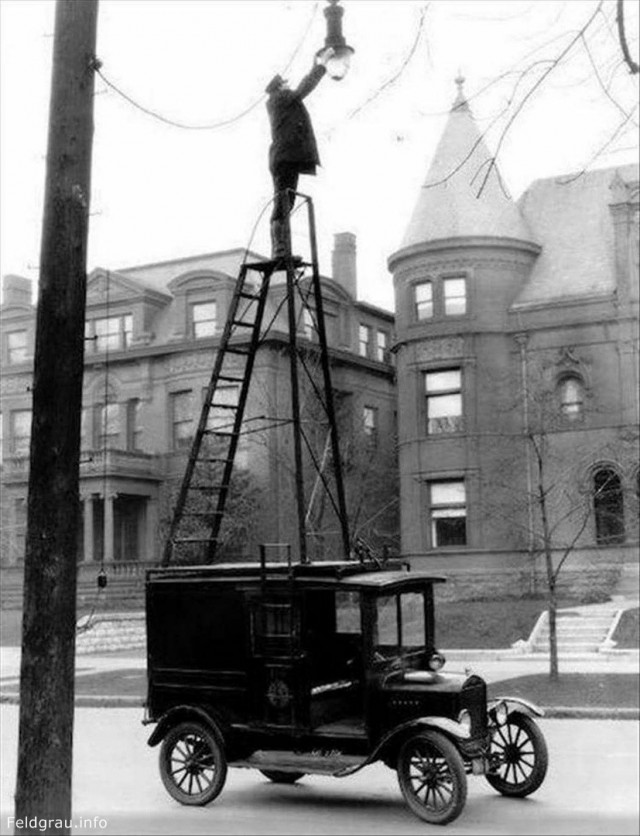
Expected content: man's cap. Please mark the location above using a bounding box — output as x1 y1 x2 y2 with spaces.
265 74 284 94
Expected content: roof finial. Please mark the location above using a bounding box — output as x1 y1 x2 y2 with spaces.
453 71 467 111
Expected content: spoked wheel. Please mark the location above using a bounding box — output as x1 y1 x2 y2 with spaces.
259 770 305 784
397 730 467 825
160 721 228 806
486 713 548 797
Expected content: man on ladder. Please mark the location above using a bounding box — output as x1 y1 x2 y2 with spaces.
265 47 335 259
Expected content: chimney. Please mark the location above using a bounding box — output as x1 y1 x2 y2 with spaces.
2 275 33 307
331 232 357 299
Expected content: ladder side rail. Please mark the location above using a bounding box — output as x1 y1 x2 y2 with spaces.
206 265 276 561
304 195 351 560
162 264 253 566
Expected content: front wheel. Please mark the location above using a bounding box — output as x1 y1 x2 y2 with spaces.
397 730 468 825
486 713 548 797
159 720 227 806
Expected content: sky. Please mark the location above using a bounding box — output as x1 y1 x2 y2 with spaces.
0 0 638 310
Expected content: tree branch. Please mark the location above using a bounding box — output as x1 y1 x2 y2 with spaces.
616 0 639 74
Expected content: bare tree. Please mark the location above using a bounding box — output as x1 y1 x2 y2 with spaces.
479 358 638 680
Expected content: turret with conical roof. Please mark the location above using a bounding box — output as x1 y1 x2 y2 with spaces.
392 77 536 258
388 78 541 565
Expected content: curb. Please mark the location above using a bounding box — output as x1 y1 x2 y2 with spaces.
1 692 637 718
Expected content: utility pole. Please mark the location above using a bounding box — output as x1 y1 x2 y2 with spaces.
14 2 98 833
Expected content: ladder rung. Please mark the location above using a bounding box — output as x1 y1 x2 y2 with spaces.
238 291 260 301
232 319 255 328
204 430 237 437
188 484 230 492
197 457 231 464
174 537 219 544
209 403 237 410
225 346 250 355
218 375 245 383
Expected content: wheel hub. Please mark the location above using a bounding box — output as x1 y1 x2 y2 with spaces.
504 743 520 764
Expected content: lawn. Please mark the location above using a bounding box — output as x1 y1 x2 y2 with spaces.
435 596 580 649
489 673 639 709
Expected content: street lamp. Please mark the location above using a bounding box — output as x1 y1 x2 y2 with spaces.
317 0 355 80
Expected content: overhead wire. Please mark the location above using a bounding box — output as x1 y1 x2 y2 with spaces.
92 2 320 131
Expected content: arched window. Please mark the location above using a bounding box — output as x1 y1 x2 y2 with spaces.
558 376 584 420
593 468 625 544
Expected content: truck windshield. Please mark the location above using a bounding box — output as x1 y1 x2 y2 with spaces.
374 591 425 660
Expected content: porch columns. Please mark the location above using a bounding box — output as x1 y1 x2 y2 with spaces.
104 492 116 562
82 494 94 563
145 497 158 562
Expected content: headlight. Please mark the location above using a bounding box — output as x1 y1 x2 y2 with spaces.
427 651 446 672
457 709 472 732
490 701 509 726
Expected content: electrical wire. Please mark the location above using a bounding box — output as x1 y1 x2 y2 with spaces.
92 2 319 131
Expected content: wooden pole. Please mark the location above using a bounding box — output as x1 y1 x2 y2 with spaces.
14 2 98 833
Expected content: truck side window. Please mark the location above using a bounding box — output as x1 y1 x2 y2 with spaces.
336 591 361 634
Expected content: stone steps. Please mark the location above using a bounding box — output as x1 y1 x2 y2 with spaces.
530 608 620 653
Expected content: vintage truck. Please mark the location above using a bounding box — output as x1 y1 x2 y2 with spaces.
144 556 548 825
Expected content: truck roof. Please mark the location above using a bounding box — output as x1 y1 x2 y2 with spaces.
146 560 446 590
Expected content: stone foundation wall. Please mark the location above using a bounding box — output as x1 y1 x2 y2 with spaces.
75 612 145 655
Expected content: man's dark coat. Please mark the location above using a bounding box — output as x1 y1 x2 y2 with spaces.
267 65 326 176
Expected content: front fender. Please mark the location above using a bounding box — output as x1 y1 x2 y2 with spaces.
488 696 545 719
335 716 470 778
146 704 225 747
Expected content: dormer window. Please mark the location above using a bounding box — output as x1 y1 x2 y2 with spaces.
191 301 217 339
6 330 28 364
443 278 466 316
87 314 133 353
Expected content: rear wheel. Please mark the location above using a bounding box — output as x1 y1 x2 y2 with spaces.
259 770 305 784
397 730 467 825
486 713 548 797
159 721 227 806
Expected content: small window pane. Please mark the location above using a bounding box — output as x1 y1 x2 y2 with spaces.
11 410 31 456
433 516 466 546
427 393 461 419
192 302 217 338
430 481 465 505
376 331 388 362
7 331 28 363
376 595 399 649
443 278 466 315
560 377 584 419
415 282 433 320
401 592 425 648
425 370 461 392
359 325 370 357
336 591 361 634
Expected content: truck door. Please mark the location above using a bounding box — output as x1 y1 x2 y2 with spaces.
250 595 309 728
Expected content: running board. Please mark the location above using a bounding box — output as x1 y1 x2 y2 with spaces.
229 749 366 777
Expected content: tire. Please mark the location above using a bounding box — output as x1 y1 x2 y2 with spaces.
159 720 227 806
259 770 305 784
486 713 548 798
397 730 468 825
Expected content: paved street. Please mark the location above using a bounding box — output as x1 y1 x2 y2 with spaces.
1 705 637 835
